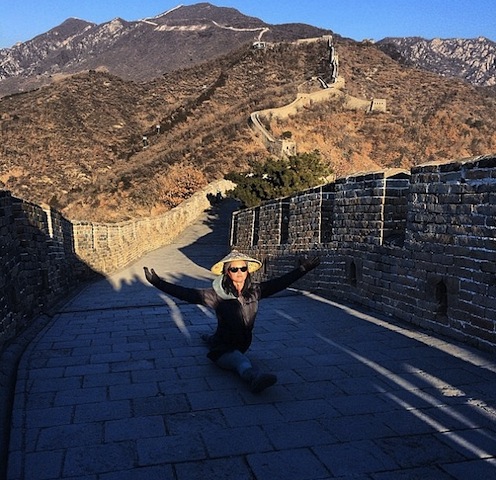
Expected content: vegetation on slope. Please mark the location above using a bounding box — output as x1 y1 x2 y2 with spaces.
1 38 495 221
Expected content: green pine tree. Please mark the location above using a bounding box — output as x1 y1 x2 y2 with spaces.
226 151 331 208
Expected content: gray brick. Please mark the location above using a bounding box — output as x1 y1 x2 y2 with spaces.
137 434 206 465
247 449 330 480
130 367 177 383
54 386 107 406
132 394 189 416
108 382 159 400
63 442 136 477
24 450 64 480
83 372 130 388
313 440 400 476
222 404 285 428
26 406 74 428
90 352 132 364
105 416 166 442
65 363 110 377
6 450 23 480
30 376 82 393
372 466 455 479
100 465 174 480
441 458 496 479
74 400 131 423
110 359 155 373
275 398 337 422
47 355 91 368
24 366 66 379
202 425 272 457
175 457 253 480
187 388 244 410
37 423 103 450
374 434 467 469
263 420 335 449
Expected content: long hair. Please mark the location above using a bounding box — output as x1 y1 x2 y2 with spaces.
221 263 253 298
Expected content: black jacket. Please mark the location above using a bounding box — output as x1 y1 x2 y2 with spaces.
152 266 309 361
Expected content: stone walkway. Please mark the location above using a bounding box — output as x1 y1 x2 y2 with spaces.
6 200 496 479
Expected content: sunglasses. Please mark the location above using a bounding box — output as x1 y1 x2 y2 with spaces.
228 266 248 273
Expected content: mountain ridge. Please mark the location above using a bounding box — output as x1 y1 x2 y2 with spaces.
1 3 495 223
376 36 496 87
2 3 495 97
0 2 330 97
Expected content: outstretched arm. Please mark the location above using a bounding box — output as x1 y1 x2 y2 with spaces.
143 267 205 304
259 256 320 298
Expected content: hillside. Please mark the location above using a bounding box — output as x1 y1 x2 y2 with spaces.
0 3 495 223
1 36 496 222
0 41 321 220
275 38 496 176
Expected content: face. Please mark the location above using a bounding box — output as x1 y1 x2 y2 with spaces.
225 260 249 282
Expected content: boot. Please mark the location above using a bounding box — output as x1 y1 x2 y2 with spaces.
241 367 277 393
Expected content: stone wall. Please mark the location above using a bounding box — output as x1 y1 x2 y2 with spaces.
72 180 234 273
0 180 234 350
0 191 93 351
231 155 496 351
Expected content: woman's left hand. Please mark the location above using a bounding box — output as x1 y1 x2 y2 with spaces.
299 256 320 272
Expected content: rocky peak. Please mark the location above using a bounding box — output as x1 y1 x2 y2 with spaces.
376 36 496 86
150 3 265 27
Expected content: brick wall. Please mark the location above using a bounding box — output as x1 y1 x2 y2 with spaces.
0 180 234 350
231 156 496 351
0 192 93 351
289 186 326 246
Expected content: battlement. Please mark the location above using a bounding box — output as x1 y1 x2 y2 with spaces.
231 155 496 351
0 180 234 350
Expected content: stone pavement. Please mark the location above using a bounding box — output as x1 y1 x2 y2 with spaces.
6 200 496 479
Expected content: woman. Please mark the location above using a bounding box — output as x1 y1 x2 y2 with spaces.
144 250 320 393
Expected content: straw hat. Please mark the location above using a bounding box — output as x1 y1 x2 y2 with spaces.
210 250 262 275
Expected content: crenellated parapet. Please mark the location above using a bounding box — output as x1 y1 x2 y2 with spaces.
231 155 496 351
0 180 234 351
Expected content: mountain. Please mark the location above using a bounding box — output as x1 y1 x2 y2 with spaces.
1 4 495 97
1 3 495 223
0 2 330 97
376 36 496 87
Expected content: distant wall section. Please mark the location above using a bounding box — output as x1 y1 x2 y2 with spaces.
72 180 234 273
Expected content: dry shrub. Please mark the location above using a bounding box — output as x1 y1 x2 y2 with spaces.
155 162 207 209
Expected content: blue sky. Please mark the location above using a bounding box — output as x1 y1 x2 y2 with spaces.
1 0 495 49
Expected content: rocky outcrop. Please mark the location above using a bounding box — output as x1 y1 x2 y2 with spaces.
376 36 496 87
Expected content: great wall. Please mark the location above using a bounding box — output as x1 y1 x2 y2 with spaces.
1 37 494 356
240 37 495 352
0 180 234 352
230 155 496 352
249 36 386 158
2 155 495 355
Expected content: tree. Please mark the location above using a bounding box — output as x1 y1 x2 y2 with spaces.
225 151 331 208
